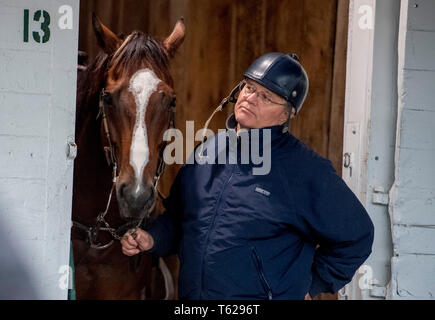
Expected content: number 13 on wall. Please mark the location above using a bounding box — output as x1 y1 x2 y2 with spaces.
23 9 51 43
23 6 73 44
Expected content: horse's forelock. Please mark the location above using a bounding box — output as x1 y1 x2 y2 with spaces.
109 31 171 83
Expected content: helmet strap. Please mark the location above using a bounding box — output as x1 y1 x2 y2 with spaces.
198 80 244 158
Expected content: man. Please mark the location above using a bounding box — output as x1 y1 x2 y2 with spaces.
121 53 375 300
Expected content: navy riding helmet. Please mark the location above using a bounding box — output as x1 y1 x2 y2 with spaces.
244 53 309 115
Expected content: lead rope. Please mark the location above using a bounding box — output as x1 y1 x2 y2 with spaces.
95 163 123 242
74 90 131 249
197 81 243 158
93 91 124 243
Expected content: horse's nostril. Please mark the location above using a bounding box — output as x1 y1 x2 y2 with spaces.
118 183 155 212
119 183 127 199
134 186 154 207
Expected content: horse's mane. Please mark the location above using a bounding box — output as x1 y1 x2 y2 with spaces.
76 31 170 137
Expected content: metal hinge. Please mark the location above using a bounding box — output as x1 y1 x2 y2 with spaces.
343 152 354 177
67 139 78 160
369 285 387 298
372 186 389 206
338 285 349 300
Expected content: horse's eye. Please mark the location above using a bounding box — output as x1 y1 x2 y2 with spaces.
102 91 113 105
169 97 176 108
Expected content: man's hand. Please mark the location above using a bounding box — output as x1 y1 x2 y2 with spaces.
120 228 154 256
304 293 312 300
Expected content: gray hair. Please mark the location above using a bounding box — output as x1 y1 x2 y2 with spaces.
285 101 295 115
282 101 296 130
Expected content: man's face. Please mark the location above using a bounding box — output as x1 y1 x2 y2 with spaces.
234 79 292 130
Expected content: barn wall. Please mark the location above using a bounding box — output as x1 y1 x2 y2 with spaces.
389 0 435 299
342 0 435 300
78 0 349 299
363 0 399 299
341 0 401 300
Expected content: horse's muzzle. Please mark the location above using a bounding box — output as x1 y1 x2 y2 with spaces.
117 182 155 219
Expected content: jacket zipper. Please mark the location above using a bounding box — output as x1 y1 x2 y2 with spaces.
199 167 235 299
252 247 273 300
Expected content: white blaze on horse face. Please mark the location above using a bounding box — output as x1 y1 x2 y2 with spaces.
128 69 161 193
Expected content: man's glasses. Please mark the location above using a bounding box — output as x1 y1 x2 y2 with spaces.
240 80 288 106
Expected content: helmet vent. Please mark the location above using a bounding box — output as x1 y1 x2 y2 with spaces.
288 53 300 62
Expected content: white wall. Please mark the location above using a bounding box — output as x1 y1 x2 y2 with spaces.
340 0 378 300
0 0 79 299
343 0 435 300
359 0 400 300
388 0 435 299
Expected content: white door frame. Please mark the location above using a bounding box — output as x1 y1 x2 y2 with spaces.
340 0 401 300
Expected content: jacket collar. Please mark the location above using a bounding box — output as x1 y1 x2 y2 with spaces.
225 113 289 143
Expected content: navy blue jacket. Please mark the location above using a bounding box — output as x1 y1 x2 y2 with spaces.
147 114 374 300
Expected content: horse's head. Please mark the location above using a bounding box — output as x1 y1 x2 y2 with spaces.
92 14 184 223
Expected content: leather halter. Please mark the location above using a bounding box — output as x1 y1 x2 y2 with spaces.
72 88 175 250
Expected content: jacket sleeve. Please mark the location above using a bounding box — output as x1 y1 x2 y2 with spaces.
145 166 184 257
295 161 375 298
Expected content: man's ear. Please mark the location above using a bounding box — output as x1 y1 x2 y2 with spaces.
92 13 122 55
163 18 185 58
281 107 293 123
289 107 296 120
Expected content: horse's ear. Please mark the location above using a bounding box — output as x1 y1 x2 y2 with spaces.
92 13 121 54
163 18 185 58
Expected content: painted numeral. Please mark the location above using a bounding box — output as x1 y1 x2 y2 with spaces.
23 9 29 42
23 9 51 43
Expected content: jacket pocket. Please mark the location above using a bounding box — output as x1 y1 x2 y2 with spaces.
251 247 273 300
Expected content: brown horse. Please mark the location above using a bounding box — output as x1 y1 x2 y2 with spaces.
71 14 184 299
